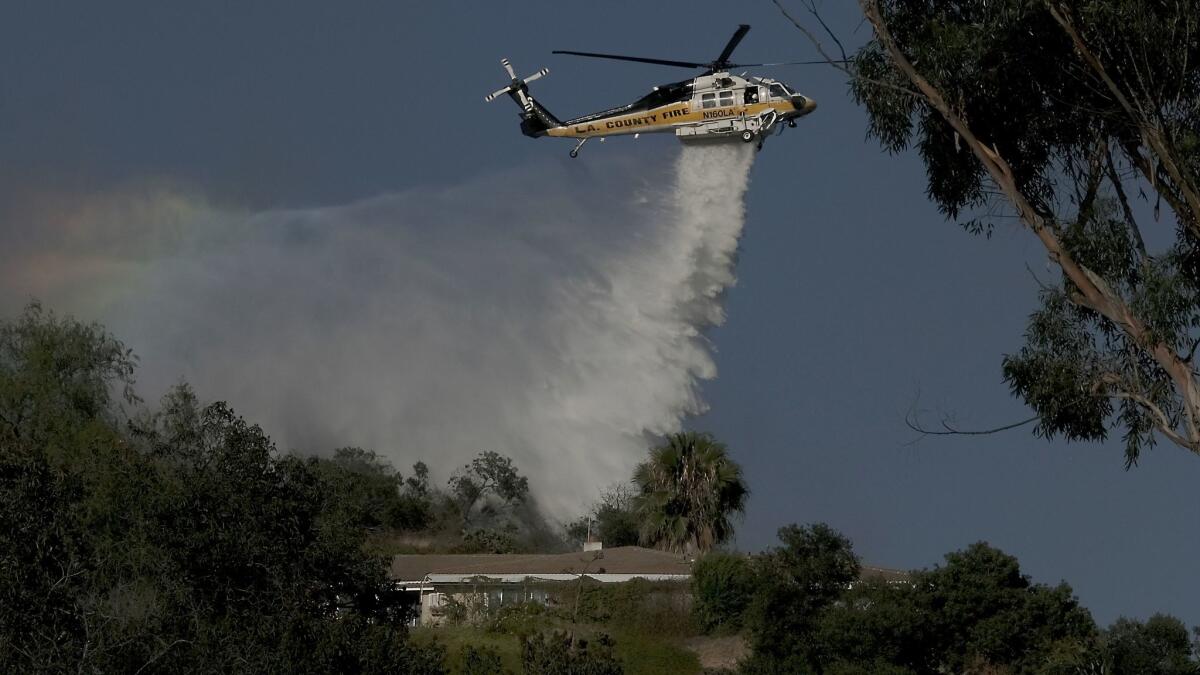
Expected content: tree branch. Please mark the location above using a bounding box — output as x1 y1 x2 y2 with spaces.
1105 148 1148 258
1119 140 1194 235
135 640 189 675
1048 2 1200 239
772 0 920 97
1077 140 1107 220
905 411 1039 439
799 0 849 63
1097 373 1193 449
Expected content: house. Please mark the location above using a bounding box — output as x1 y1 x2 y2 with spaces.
391 544 692 626
391 544 911 627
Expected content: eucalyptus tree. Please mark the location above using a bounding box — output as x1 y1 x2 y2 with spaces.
633 431 748 554
818 0 1200 463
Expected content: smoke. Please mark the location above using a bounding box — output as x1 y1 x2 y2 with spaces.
1 143 757 514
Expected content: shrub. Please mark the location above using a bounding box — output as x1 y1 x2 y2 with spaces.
521 631 623 675
457 528 518 554
438 593 489 626
565 578 694 636
461 644 505 675
485 601 549 637
691 552 756 633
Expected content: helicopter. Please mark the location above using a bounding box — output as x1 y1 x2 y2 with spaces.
484 25 818 158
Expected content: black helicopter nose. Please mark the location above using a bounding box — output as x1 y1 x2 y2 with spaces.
791 95 817 115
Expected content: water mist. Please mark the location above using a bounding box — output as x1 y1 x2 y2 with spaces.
0 143 758 514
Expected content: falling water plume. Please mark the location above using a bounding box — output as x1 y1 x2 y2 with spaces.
0 143 758 514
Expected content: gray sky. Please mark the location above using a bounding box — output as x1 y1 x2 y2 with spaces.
3 1 1197 626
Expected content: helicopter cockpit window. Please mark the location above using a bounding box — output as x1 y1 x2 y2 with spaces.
718 90 734 107
702 92 717 109
769 84 789 99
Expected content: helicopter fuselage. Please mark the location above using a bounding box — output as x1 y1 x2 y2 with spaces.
539 73 815 143
486 25 820 156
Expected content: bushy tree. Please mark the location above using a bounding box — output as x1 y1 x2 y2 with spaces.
0 305 441 673
568 483 641 548
0 302 138 449
1103 614 1200 675
407 460 432 496
314 446 433 531
742 523 861 672
740 524 1099 675
0 451 97 668
764 542 1097 674
593 483 641 547
909 543 1096 673
633 432 748 554
449 450 530 525
812 578 929 675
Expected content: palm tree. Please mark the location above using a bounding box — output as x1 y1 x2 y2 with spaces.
633 432 748 555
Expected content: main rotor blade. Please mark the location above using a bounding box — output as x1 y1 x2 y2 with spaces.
729 59 848 68
522 68 549 83
552 50 704 69
715 24 750 66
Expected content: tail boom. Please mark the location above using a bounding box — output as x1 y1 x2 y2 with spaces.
518 94 562 138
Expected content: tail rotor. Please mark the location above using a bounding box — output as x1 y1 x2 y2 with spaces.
484 58 549 112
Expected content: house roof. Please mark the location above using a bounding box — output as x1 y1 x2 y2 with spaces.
390 546 693 582
859 565 911 584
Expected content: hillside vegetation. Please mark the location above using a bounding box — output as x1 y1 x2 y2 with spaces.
3 296 1199 675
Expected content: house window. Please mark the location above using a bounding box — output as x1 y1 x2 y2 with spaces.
719 90 734 107
701 92 716 109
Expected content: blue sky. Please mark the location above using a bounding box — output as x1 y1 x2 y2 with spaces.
2 1 1197 626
